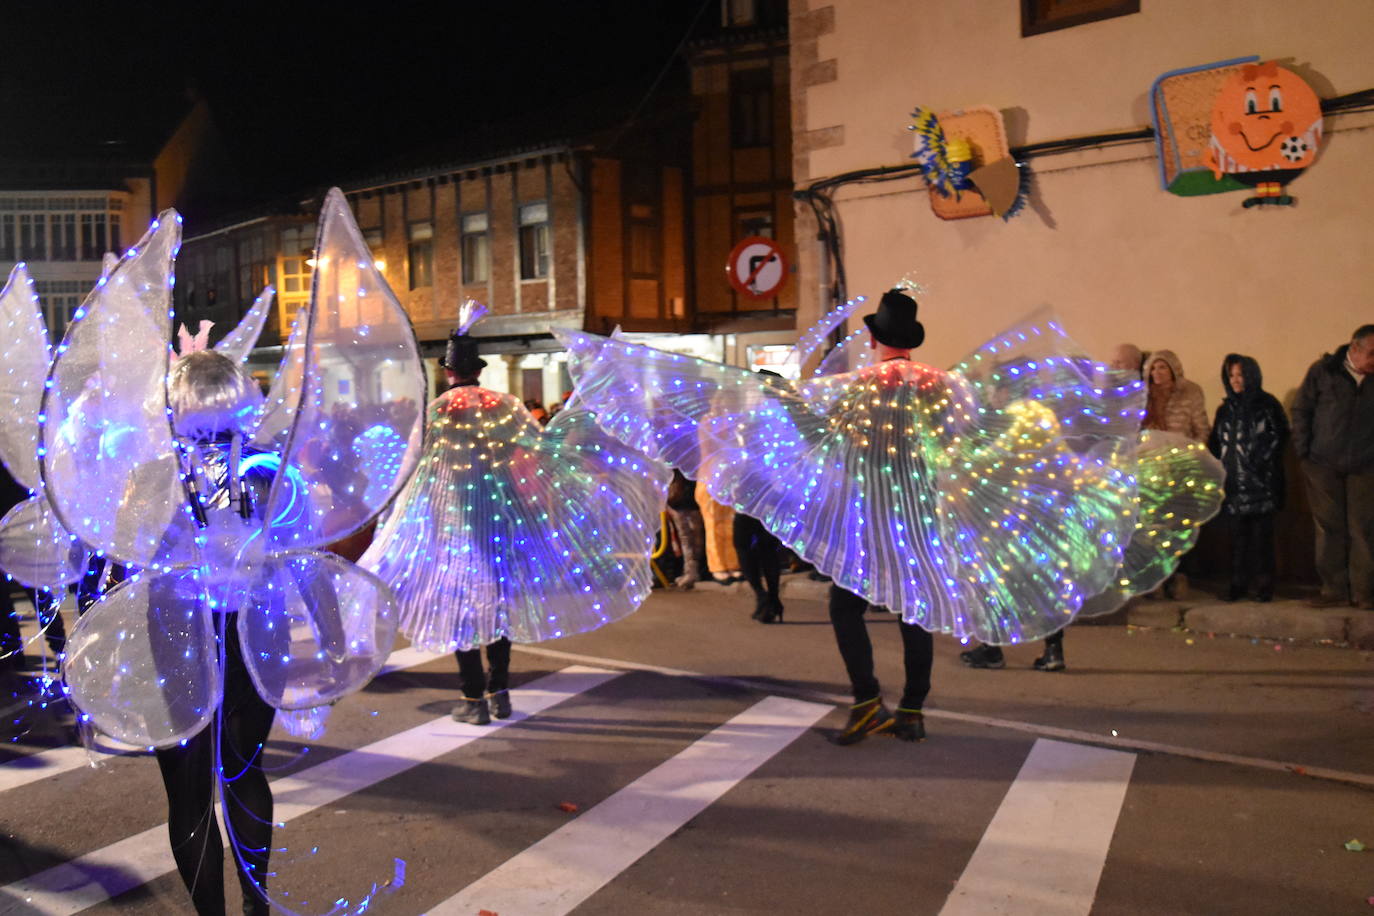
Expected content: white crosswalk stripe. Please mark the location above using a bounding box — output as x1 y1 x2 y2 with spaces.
0 666 619 916
940 739 1136 916
429 695 831 915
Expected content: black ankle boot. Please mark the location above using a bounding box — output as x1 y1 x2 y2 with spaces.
831 697 892 745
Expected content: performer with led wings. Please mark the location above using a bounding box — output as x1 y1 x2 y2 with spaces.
560 287 1223 744
362 306 669 724
40 189 425 915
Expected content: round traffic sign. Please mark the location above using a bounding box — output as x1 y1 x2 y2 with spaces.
725 237 788 301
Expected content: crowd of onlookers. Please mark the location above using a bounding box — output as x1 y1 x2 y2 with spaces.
1122 325 1373 611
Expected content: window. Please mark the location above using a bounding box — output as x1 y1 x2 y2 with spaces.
731 67 773 148
51 213 77 260
408 222 433 290
0 214 14 261
722 0 755 26
461 212 489 285
80 213 108 261
737 209 774 239
518 202 549 280
1021 0 1139 36
34 279 89 342
19 214 46 261
363 228 386 273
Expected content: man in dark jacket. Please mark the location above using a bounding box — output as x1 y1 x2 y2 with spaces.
1291 325 1374 608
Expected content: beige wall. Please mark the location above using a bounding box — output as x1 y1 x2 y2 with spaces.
791 0 1374 408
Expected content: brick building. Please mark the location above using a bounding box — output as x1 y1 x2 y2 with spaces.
177 1 800 398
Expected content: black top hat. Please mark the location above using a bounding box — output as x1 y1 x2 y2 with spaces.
441 332 487 376
862 289 925 350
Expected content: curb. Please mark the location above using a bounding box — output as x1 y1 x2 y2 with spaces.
701 575 1374 649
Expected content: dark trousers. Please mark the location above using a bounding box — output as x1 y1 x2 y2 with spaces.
1304 464 1374 602
1229 513 1276 596
733 513 781 600
828 585 933 710
0 587 19 671
455 637 511 700
155 622 275 916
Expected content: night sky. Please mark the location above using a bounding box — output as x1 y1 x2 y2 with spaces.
1 1 710 209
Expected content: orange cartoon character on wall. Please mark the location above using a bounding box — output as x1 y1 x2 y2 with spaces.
1206 60 1323 208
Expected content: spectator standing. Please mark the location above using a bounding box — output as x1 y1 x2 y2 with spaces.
1208 354 1289 602
696 482 743 585
1291 325 1374 609
666 469 707 589
1144 349 1211 441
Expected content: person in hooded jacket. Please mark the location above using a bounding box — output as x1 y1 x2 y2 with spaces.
1143 348 1210 597
1144 349 1211 442
1208 354 1289 602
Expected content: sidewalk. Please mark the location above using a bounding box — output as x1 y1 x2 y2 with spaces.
682 574 1374 649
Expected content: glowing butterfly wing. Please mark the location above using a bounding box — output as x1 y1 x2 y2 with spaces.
788 295 868 373
254 188 425 549
812 327 873 377
0 496 88 590
949 309 1145 443
237 549 398 710
0 263 51 491
214 285 275 365
40 211 196 568
63 569 221 748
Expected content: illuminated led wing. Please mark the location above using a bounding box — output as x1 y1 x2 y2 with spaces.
812 327 873 377
1079 430 1226 616
40 211 197 568
360 388 669 652
237 549 398 709
63 569 221 749
214 285 275 364
0 497 87 590
950 309 1145 443
564 328 1144 643
253 188 425 549
0 264 50 490
788 295 868 373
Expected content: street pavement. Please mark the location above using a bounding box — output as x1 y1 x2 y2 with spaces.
2 581 1373 915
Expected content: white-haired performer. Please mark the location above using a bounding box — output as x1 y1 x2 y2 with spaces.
48 191 425 915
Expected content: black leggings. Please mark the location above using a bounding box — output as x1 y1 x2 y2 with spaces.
733 513 782 600
155 623 275 916
828 585 933 709
455 637 512 700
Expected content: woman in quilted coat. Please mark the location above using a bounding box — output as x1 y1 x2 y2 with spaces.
1208 354 1289 601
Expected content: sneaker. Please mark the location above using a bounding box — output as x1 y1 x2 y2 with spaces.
890 708 926 742
1306 594 1348 608
831 697 892 746
489 690 512 720
1032 645 1066 672
959 645 1005 669
452 698 490 725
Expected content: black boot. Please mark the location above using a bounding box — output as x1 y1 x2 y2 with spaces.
891 708 926 742
831 697 892 746
959 644 1004 669
1032 641 1066 672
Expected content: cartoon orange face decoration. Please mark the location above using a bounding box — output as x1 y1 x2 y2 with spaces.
1207 61 1323 178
